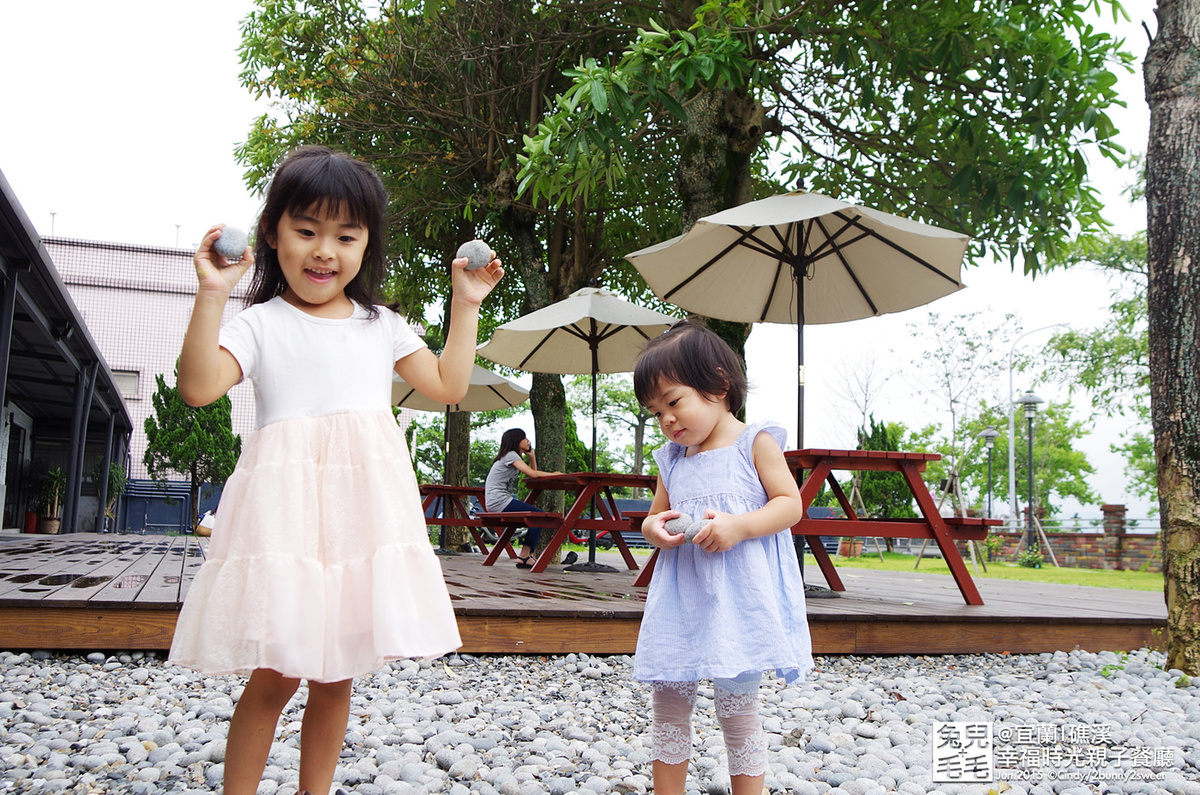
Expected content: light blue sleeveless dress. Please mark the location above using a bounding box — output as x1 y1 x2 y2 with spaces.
633 421 814 684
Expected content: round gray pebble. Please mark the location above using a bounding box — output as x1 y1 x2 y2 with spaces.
683 519 711 542
663 513 693 534
213 226 248 261
456 239 492 270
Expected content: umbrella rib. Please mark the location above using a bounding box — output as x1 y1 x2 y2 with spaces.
663 227 760 301
517 330 561 369
728 226 794 260
812 215 880 316
396 387 418 406
830 210 963 286
487 384 520 407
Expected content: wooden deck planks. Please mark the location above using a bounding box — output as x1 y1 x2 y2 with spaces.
0 534 1167 655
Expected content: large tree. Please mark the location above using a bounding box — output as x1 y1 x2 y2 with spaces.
520 1 1132 267
237 0 1132 488
1145 1 1200 673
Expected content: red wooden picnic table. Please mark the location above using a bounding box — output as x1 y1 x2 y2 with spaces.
631 449 997 604
418 483 516 559
480 472 656 573
787 448 998 605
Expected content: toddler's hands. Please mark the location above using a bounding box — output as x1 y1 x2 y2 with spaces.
194 224 254 294
643 510 688 550
451 247 503 305
690 510 747 553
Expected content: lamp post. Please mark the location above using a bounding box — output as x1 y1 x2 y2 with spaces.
1014 390 1044 550
1007 324 1067 526
980 428 1001 519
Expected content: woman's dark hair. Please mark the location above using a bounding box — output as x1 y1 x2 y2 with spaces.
495 428 528 462
634 318 747 414
247 145 390 316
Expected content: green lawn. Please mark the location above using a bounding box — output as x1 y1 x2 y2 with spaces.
825 550 1163 591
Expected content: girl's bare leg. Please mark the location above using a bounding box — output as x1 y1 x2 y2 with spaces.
297 677 354 795
652 759 689 794
224 668 301 795
730 773 767 795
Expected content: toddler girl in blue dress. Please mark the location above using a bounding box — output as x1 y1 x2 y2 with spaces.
633 319 813 795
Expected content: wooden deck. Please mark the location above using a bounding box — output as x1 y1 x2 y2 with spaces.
0 534 1166 656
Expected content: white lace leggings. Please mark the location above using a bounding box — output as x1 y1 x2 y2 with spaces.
650 672 767 777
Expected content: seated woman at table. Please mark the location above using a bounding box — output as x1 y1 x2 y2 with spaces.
484 428 567 568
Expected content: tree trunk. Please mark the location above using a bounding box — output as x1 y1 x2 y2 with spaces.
675 86 762 406
1145 0 1200 674
530 373 567 516
443 410 472 551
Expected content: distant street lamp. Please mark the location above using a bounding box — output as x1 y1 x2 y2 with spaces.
1015 390 1044 549
980 428 1001 519
1007 324 1067 527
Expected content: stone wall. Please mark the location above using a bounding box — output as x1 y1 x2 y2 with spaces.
956 505 1161 572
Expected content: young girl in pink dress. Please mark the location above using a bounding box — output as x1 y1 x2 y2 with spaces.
168 145 503 795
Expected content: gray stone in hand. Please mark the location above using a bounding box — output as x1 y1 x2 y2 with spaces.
213 226 248 262
456 239 492 270
663 512 711 543
684 519 711 542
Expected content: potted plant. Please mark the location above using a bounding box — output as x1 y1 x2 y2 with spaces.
38 467 66 534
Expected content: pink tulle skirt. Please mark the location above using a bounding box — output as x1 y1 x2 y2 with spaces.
168 411 461 682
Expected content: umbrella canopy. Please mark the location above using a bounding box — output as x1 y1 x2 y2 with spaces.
391 364 529 413
477 286 677 571
477 287 678 376
626 191 970 443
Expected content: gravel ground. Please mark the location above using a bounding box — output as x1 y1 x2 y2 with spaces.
1 647 1198 795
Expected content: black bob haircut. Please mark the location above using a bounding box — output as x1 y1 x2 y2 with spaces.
634 318 747 415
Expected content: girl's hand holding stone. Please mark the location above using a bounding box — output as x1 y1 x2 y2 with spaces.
691 509 746 553
643 510 688 549
450 246 504 305
194 224 254 294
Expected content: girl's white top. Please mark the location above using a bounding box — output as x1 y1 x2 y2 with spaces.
220 296 425 428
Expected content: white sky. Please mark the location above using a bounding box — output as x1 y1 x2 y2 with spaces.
0 2 1157 518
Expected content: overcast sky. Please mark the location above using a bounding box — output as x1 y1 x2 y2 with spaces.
0 2 1158 518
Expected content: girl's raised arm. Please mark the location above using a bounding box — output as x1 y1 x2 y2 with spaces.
394 251 503 403
178 226 253 406
510 455 562 479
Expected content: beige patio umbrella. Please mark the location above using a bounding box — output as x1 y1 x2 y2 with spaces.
391 364 530 414
477 287 677 468
477 286 677 571
626 191 970 445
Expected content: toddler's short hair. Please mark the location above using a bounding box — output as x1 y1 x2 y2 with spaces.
634 319 747 415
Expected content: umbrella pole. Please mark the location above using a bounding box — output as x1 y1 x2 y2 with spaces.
566 345 618 573
435 407 460 556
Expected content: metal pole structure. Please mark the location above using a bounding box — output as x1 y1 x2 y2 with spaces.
1025 410 1036 550
1014 391 1043 549
987 448 994 519
980 428 1000 519
1007 324 1067 527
